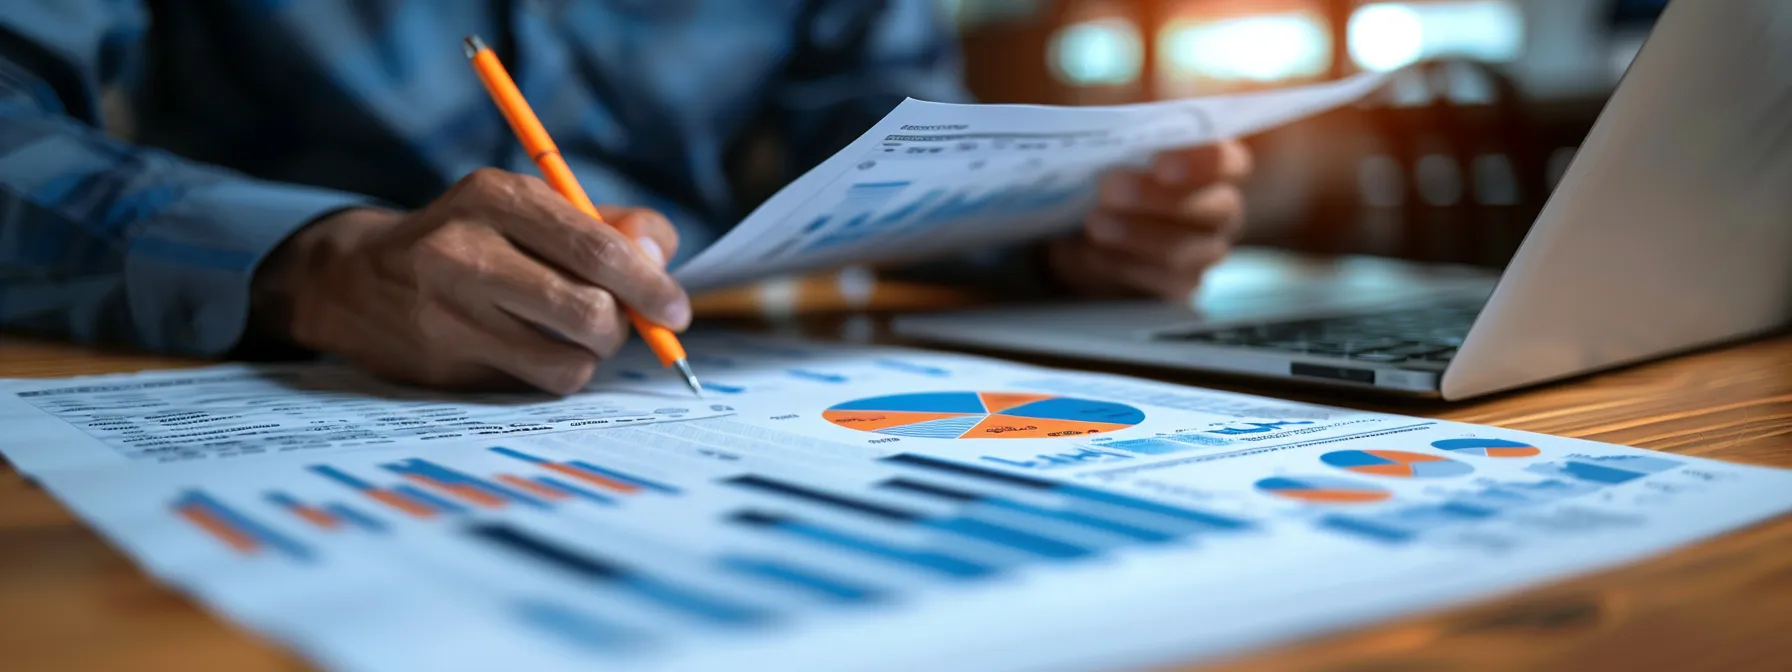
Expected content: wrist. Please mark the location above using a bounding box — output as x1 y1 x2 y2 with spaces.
245 207 402 355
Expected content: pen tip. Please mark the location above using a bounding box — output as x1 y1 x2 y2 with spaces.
672 359 704 398
462 35 487 59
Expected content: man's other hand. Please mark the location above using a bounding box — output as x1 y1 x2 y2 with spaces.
251 168 690 395
1046 139 1252 300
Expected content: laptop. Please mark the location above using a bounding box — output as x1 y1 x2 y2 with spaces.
891 0 1792 401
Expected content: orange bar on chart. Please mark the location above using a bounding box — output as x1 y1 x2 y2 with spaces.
544 463 641 493
497 474 570 500
400 474 507 508
177 505 261 554
293 505 342 530
369 490 438 518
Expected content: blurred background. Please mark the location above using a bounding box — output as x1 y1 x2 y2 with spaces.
939 0 1671 268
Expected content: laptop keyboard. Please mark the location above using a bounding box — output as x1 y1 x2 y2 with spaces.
1155 301 1483 365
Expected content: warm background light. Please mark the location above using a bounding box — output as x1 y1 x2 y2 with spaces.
1162 11 1331 81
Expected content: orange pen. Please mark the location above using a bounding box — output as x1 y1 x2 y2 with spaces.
463 35 702 397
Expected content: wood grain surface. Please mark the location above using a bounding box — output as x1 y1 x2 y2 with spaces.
3 313 1790 671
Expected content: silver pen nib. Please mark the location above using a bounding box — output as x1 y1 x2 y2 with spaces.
463 35 488 59
672 358 704 398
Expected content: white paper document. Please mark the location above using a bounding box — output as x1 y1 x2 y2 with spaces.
0 363 733 472
670 73 1387 290
8 333 1792 672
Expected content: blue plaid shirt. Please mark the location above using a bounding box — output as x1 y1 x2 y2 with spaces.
0 0 973 357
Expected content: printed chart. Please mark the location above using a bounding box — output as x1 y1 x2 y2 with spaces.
173 447 681 558
1255 476 1392 503
823 392 1144 439
1321 450 1475 479
1431 438 1542 458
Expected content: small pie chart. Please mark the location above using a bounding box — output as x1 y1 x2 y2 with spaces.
823 391 1143 439
1255 476 1392 504
1430 437 1542 458
1321 449 1474 479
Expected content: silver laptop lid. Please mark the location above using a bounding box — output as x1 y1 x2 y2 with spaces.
1444 0 1792 399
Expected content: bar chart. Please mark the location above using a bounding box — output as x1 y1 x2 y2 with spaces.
1525 455 1683 485
173 447 685 556
1316 464 1681 545
173 490 315 561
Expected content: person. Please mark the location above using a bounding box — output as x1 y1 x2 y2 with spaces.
0 1 1251 395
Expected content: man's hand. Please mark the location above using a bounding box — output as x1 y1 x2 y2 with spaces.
1045 139 1252 300
250 168 690 395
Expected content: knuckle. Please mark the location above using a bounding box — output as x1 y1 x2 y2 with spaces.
461 167 513 193
414 224 479 271
581 232 635 271
562 288 617 330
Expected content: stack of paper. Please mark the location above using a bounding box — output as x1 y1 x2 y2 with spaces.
4 331 1790 672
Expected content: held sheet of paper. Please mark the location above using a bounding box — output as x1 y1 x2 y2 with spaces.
670 73 1388 291
6 332 1792 672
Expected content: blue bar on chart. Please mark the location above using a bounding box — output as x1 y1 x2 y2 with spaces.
724 475 1094 559
786 369 848 384
873 359 950 377
469 523 771 627
382 459 550 509
1100 433 1231 456
728 510 997 580
394 485 470 515
532 477 617 505
172 490 314 561
513 599 646 654
1445 479 1602 511
718 556 886 605
565 462 680 495
265 491 343 530
1318 514 1416 543
1319 501 1502 544
881 453 1255 533
488 447 681 495
323 503 389 533
878 478 1178 543
1525 455 1680 486
308 464 464 517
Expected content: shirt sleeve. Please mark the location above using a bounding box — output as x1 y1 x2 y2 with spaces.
0 3 376 356
775 0 1063 297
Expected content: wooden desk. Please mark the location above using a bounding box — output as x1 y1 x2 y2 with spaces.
4 289 1790 671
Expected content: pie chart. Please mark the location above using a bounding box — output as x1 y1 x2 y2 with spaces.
823 392 1144 439
1430 437 1542 458
1321 450 1474 479
1255 476 1392 504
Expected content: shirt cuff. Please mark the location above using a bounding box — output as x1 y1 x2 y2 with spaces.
124 179 378 357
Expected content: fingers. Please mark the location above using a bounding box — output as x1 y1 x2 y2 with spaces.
450 169 692 330
595 205 679 268
413 300 600 396
1085 210 1235 275
1050 238 1206 301
1150 139 1252 188
437 240 632 359
1097 172 1248 225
